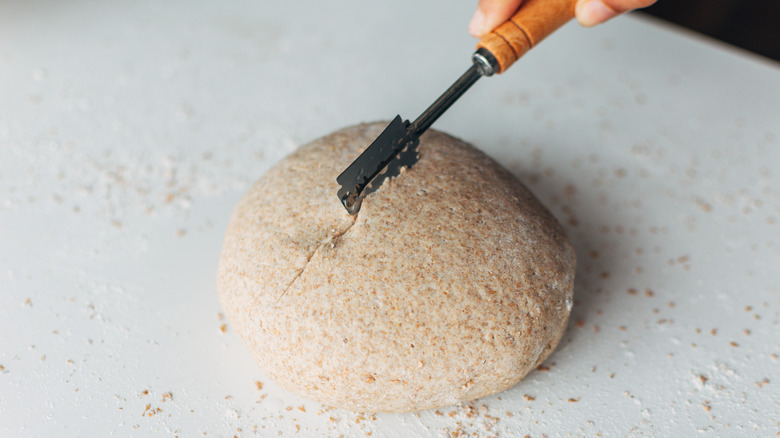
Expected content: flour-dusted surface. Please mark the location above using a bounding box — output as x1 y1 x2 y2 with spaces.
0 0 778 436
218 123 575 412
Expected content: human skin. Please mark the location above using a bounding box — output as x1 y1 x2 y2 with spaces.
469 0 658 37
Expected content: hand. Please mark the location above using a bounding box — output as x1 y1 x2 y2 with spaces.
469 0 658 37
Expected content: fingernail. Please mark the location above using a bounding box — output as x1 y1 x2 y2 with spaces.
576 0 617 27
469 8 486 37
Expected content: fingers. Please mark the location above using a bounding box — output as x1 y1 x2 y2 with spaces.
469 0 658 38
469 0 524 38
575 0 657 27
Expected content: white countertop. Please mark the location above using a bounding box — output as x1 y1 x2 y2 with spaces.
1 1 778 436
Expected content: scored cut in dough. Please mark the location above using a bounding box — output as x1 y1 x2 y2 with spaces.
218 122 576 413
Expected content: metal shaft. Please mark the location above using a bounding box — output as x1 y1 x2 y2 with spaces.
408 64 482 137
408 48 498 138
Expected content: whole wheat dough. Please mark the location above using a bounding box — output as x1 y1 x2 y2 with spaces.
217 122 576 413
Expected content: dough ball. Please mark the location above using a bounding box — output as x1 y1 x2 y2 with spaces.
217 122 575 413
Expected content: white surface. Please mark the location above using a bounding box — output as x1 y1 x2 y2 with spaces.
1 1 779 436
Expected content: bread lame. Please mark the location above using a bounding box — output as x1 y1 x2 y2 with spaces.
337 0 576 214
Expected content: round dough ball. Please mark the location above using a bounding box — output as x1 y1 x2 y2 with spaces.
218 122 575 413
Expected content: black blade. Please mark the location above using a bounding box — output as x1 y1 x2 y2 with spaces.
336 116 419 214
335 49 498 215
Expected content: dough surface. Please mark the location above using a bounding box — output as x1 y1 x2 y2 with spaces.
217 122 575 412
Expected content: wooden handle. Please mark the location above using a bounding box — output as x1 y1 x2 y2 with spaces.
476 0 576 73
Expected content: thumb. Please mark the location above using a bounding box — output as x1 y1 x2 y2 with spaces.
469 0 524 38
576 0 657 27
